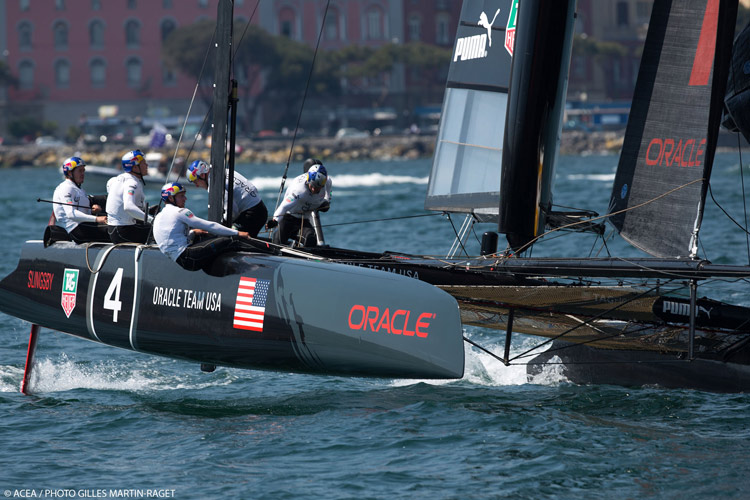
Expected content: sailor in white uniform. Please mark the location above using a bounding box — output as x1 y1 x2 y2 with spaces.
153 182 251 271
186 160 268 237
105 149 152 244
267 163 331 246
52 156 109 243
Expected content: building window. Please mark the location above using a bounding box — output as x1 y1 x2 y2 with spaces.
128 0 137 9
18 21 33 50
19 60 34 89
55 59 71 88
125 19 140 47
279 7 296 38
56 0 65 10
54 21 68 49
436 13 450 45
20 0 30 11
324 7 339 41
408 15 421 41
161 19 176 42
163 0 172 7
92 0 101 10
162 63 176 86
90 58 106 87
90 20 105 48
616 1 629 27
126 57 142 87
366 7 383 40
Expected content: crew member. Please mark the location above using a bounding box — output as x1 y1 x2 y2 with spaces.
186 160 268 237
105 149 152 244
267 163 331 246
52 156 109 243
153 182 252 271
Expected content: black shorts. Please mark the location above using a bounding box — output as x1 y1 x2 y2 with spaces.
69 222 110 244
176 236 247 272
233 201 268 237
108 224 152 244
272 215 318 247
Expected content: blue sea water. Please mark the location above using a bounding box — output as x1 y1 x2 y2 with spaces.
2 153 750 499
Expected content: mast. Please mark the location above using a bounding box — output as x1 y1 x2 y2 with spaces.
208 0 233 224
498 0 576 252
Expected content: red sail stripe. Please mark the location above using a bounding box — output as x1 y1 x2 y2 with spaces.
688 0 719 86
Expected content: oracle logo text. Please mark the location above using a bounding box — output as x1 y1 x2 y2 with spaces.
347 305 435 338
645 137 706 167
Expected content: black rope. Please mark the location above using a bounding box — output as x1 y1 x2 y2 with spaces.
708 182 750 235
233 0 262 61
275 0 332 211
463 336 506 365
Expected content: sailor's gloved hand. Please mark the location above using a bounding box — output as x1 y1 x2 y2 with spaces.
148 205 160 215
318 201 330 212
265 218 278 230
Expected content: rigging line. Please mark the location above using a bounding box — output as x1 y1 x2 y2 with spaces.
165 29 217 184
232 0 261 60
707 182 750 235
147 27 219 243
511 322 659 361
500 178 706 257
322 212 441 227
739 135 750 264
508 283 663 362
274 0 332 212
511 358 699 366
445 212 470 257
463 336 507 365
510 282 697 360
729 50 750 265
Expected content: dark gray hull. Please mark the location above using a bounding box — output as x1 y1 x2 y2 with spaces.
2 241 465 379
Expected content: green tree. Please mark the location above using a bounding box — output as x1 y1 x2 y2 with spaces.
0 61 18 88
163 20 343 132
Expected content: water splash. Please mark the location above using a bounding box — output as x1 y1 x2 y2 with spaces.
249 173 427 190
16 354 233 394
566 173 616 182
392 333 570 388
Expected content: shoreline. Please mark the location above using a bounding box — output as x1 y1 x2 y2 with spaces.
1 130 745 168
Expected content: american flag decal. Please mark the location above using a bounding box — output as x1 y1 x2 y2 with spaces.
233 277 270 331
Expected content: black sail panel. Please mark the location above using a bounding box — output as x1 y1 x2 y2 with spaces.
609 0 737 258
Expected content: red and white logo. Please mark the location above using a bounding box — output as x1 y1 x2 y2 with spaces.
61 268 79 318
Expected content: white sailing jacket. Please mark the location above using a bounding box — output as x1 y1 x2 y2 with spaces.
227 171 262 219
52 178 97 232
105 172 149 226
273 173 332 221
153 204 238 261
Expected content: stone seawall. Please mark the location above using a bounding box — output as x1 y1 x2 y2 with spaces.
0 131 626 168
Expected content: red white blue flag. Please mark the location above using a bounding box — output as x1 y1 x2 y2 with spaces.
233 277 270 331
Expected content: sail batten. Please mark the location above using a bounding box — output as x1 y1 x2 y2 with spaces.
608 0 737 258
